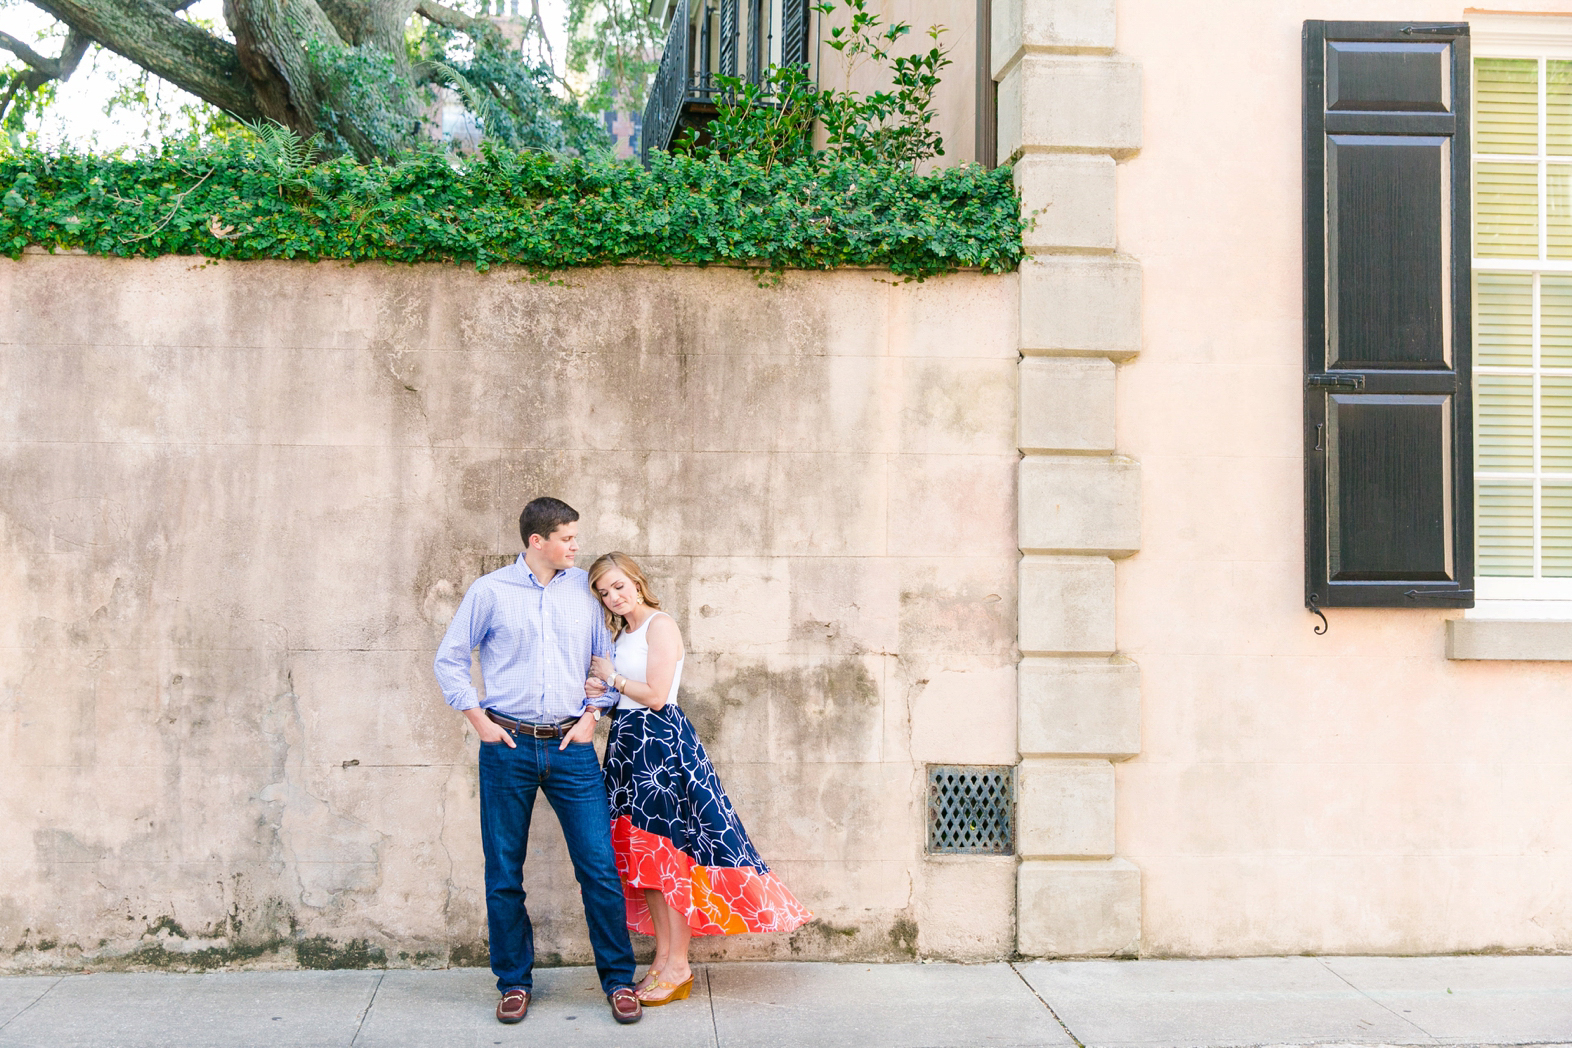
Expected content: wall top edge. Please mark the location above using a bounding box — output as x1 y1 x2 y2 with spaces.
11 248 1022 280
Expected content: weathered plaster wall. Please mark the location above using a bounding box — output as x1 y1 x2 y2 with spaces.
0 253 1020 972
1116 0 1572 955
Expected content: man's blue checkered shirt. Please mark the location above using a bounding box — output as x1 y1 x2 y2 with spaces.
433 556 618 723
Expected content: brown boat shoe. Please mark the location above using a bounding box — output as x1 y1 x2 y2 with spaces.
496 988 529 1024
608 985 643 1024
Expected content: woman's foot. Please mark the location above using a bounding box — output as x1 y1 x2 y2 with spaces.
634 966 661 993
636 970 694 1006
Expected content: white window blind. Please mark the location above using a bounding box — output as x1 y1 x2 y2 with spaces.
1473 48 1572 613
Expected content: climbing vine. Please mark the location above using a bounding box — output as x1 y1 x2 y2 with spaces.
2 137 1024 278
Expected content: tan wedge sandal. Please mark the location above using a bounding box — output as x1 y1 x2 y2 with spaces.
636 974 694 1006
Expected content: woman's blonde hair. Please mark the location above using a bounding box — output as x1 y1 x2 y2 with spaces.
587 552 662 638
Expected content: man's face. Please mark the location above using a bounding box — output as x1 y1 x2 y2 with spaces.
532 522 579 571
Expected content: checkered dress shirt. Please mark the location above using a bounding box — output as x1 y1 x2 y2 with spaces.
433 557 617 723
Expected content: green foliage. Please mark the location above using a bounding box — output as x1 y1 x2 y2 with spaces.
306 37 422 160
565 0 662 114
0 136 1024 278
240 119 324 180
414 24 610 156
102 62 243 147
682 0 952 172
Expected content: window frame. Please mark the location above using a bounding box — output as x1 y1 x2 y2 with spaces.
1471 13 1572 619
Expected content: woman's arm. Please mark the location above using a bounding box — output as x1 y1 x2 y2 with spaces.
597 617 684 711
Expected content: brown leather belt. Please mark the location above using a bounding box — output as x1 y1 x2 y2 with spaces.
485 710 577 739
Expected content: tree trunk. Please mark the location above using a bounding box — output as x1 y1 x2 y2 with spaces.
15 0 524 161
29 0 263 118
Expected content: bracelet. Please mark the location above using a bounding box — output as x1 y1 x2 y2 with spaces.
613 675 625 690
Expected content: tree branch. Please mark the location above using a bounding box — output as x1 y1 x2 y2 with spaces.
0 31 64 73
26 0 261 118
415 0 489 34
0 27 90 96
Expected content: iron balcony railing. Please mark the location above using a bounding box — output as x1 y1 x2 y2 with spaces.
640 0 812 164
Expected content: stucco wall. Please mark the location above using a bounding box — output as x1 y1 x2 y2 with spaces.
0 253 1020 971
1116 0 1572 955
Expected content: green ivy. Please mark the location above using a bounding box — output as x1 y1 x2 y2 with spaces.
1 138 1024 279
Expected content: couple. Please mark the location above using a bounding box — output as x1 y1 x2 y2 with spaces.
432 496 810 1026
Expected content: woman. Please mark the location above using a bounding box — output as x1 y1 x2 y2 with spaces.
586 552 811 1006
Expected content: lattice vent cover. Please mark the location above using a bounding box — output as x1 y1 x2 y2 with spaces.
926 765 1015 855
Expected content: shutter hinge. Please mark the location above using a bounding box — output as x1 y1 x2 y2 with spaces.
1400 24 1467 34
1403 588 1474 600
1307 374 1365 391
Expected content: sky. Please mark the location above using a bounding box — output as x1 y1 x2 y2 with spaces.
2 0 572 152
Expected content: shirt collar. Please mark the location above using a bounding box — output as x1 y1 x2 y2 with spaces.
515 555 574 590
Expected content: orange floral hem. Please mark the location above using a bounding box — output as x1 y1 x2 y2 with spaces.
610 815 813 937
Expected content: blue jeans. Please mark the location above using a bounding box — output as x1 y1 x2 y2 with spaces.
478 735 636 996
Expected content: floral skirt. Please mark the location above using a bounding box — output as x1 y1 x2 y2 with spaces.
604 705 812 937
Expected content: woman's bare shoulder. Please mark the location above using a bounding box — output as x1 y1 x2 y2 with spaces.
648 611 685 655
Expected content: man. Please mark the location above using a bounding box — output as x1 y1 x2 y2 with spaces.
432 496 641 1026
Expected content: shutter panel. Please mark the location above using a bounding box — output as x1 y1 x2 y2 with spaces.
1304 20 1474 608
781 0 811 68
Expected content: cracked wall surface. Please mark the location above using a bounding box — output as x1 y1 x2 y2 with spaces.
0 253 1020 971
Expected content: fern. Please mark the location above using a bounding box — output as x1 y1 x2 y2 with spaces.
426 62 498 142
240 119 324 180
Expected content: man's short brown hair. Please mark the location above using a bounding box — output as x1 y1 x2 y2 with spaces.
519 497 579 546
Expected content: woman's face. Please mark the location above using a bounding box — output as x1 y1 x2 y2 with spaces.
594 568 640 617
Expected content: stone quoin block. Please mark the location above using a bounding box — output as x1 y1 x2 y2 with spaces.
1015 153 1119 253
1017 757 1116 858
1018 455 1142 556
1017 858 1141 957
1019 255 1143 359
1018 555 1116 655
1019 356 1117 453
997 54 1142 160
1018 656 1140 758
992 0 1118 80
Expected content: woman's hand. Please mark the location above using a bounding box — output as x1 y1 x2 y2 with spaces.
590 655 615 682
585 676 607 699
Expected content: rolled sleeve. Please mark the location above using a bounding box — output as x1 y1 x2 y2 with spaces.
588 608 620 709
433 585 488 712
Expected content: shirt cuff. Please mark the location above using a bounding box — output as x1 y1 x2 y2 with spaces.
445 687 481 712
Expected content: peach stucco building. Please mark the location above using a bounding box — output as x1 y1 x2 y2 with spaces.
1 0 1570 971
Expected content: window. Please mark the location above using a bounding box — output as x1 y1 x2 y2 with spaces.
1473 16 1572 618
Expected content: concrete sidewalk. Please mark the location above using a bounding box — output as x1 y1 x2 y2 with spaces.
0 956 1567 1048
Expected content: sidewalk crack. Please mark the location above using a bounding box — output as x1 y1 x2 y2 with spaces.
1009 963 1084 1048
1319 957 1439 1043
349 970 386 1046
705 965 721 1048
0 975 65 1033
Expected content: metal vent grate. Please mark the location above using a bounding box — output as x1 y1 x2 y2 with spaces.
926 765 1015 855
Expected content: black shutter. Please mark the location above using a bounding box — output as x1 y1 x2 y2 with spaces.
781 0 811 68
1304 20 1474 609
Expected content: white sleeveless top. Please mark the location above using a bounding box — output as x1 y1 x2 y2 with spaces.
612 611 683 711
